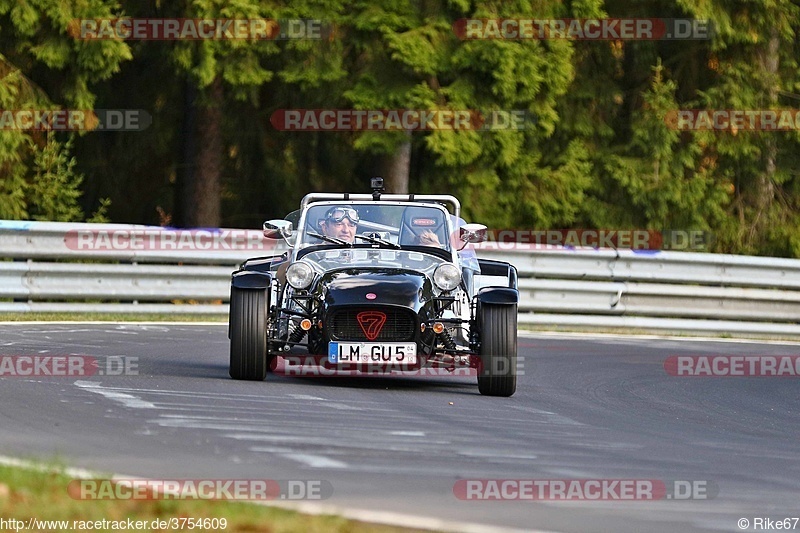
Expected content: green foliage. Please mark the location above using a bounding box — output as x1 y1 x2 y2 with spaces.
29 136 84 221
0 0 128 222
675 0 800 255
171 0 280 97
86 197 111 223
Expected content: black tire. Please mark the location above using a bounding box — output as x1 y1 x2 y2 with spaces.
229 287 270 380
477 303 517 397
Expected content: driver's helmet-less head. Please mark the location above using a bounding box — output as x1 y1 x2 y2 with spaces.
319 205 359 243
322 206 360 225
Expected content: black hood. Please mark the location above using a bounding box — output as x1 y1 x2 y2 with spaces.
317 269 435 310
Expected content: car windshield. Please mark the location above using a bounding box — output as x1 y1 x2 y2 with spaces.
299 249 446 273
297 203 453 252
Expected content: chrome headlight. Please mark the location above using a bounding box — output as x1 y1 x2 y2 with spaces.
433 263 461 292
286 261 315 290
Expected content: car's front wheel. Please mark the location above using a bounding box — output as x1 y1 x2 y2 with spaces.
477 303 518 397
229 287 271 380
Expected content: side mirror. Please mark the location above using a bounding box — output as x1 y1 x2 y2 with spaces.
263 219 293 240
459 223 487 243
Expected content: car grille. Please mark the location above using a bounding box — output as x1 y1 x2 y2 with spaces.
328 307 416 342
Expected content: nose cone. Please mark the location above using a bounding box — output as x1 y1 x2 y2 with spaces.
321 270 431 310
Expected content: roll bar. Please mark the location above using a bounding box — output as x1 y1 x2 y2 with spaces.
300 193 461 220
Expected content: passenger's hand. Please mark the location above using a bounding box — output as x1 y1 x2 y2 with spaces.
418 230 441 246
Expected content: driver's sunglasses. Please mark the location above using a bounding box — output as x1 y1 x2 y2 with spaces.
326 208 359 224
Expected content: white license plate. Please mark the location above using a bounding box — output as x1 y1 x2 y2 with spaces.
328 342 417 364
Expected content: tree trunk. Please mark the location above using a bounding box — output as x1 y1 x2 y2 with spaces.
753 29 778 236
174 79 195 227
760 29 778 203
181 77 223 228
384 130 412 194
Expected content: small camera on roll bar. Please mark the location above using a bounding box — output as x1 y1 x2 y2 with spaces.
371 177 385 200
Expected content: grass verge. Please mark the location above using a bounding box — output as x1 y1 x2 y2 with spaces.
0 462 426 533
518 323 800 342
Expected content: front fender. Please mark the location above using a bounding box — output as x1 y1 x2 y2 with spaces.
477 287 519 305
231 270 274 290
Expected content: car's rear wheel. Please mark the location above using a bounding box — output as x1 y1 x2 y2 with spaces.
229 287 271 380
477 303 517 397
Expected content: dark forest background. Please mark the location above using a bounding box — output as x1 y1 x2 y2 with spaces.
1 0 799 256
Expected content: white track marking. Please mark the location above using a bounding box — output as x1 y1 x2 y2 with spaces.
456 450 539 460
74 381 157 409
287 394 325 400
247 446 293 453
278 453 347 469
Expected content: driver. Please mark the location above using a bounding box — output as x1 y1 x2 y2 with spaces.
319 205 359 243
319 204 442 247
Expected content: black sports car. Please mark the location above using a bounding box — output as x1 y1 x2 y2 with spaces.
228 178 519 396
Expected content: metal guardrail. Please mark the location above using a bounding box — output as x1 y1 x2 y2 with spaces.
2 220 799 337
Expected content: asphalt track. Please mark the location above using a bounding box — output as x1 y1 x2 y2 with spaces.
0 323 798 532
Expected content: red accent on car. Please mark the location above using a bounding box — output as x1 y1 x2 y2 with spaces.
366 293 377 300
356 311 387 341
